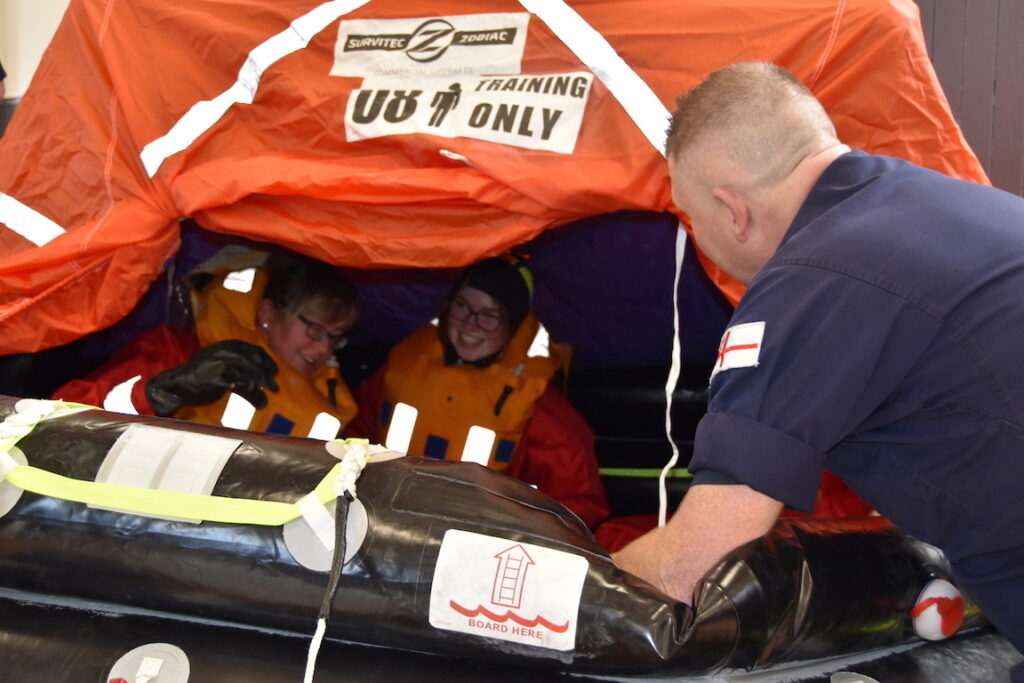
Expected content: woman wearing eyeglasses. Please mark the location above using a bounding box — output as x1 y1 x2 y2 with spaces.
349 257 609 528
52 248 360 439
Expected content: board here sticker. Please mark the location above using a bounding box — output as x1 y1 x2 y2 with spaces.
429 529 589 651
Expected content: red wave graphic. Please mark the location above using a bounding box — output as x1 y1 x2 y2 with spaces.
449 600 570 633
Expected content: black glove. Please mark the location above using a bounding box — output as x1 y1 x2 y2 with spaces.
145 340 279 417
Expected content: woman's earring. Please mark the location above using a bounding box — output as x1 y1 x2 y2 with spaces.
260 321 269 330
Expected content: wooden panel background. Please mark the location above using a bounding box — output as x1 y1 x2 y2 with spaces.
914 0 1024 195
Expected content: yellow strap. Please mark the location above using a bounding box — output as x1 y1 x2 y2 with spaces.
3 462 342 526
598 467 693 479
1 399 349 525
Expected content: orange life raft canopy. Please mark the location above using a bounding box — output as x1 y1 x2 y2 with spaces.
0 0 986 355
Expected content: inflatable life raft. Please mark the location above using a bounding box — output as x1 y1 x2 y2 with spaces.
0 396 987 680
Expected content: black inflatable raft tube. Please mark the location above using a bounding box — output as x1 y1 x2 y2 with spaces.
0 396 983 677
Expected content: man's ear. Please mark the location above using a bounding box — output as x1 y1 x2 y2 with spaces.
713 187 751 241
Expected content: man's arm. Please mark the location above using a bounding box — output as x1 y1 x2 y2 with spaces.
611 483 783 603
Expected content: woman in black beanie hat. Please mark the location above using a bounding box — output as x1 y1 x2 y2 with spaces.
349 256 609 529
441 257 533 367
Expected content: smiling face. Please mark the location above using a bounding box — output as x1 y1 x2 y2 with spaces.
259 298 350 376
445 286 511 363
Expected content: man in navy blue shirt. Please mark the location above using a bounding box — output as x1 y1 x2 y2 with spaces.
613 61 1024 677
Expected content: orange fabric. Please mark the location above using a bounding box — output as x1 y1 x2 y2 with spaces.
0 0 987 351
379 316 558 469
180 261 358 435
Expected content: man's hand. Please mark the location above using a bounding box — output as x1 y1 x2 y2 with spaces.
145 340 279 417
612 484 783 603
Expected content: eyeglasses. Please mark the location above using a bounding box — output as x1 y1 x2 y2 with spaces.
448 298 504 332
295 313 348 348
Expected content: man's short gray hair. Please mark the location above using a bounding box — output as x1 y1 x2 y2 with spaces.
665 62 837 187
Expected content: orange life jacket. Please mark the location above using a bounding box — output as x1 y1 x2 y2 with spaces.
379 315 560 471
177 255 358 437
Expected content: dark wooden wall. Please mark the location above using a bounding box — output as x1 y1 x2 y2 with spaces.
914 0 1024 195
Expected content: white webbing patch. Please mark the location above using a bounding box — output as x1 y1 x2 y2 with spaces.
220 392 257 430
460 426 496 466
307 412 342 441
95 423 240 495
385 402 418 454
296 492 337 553
134 656 164 683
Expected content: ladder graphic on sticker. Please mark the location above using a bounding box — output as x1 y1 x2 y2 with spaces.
491 544 535 609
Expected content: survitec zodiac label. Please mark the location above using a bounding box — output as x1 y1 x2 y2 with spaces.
332 14 530 77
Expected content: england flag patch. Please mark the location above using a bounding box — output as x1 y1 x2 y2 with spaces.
710 321 765 381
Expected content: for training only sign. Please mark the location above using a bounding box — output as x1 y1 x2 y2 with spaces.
344 72 594 154
429 529 588 651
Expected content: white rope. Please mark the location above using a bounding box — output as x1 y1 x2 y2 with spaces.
302 440 373 683
302 617 328 683
658 225 687 526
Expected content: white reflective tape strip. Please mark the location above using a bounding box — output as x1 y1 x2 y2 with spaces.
102 375 142 415
0 192 67 246
658 225 687 526
307 412 342 441
384 402 417 454
460 426 495 466
296 491 336 552
518 0 669 156
139 0 372 177
223 267 257 293
527 323 550 358
221 392 257 430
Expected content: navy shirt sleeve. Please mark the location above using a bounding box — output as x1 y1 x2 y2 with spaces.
690 262 942 511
